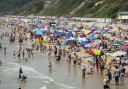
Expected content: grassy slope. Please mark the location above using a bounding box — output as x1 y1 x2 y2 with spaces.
0 0 128 18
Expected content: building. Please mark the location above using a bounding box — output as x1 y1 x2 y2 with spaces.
117 12 128 23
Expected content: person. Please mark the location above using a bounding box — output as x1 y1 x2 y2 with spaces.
103 84 110 89
0 35 2 39
103 77 110 89
18 52 20 59
22 50 25 59
13 51 16 59
0 59 2 66
48 62 52 70
4 47 6 55
0 43 2 50
19 67 23 79
99 59 105 74
56 54 61 61
54 47 57 57
106 69 112 83
120 67 126 84
113 66 120 85
21 75 27 82
82 66 86 78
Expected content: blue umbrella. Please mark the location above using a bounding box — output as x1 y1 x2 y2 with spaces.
35 27 43 34
66 32 73 37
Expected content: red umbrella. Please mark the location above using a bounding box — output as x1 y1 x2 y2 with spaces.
80 34 86 37
35 34 42 38
120 45 128 49
87 49 94 55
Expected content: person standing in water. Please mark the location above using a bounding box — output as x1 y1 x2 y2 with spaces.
22 50 25 59
48 62 52 70
4 46 6 55
19 67 23 79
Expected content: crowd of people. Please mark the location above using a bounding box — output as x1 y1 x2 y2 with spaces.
0 16 128 89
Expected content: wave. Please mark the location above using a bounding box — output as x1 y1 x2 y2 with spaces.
0 62 77 89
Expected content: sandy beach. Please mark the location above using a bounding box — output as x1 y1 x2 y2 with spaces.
0 17 128 89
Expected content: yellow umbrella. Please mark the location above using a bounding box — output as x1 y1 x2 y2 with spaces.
93 49 101 56
83 29 91 35
38 40 48 43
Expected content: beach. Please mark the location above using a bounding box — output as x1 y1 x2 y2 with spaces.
0 16 128 89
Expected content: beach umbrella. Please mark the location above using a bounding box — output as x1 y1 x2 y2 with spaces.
35 27 43 34
94 39 101 44
93 30 102 34
38 40 48 43
80 41 89 46
120 45 128 49
85 43 94 47
78 37 83 42
80 33 86 37
87 49 94 55
103 34 111 38
83 29 91 35
91 26 97 30
66 32 73 37
34 27 43 38
112 41 123 46
111 51 126 57
88 33 95 39
82 37 87 41
93 49 101 56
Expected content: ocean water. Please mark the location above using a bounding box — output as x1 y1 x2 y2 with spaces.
0 27 77 89
0 61 76 89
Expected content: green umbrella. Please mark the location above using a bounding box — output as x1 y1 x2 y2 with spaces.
112 41 123 46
